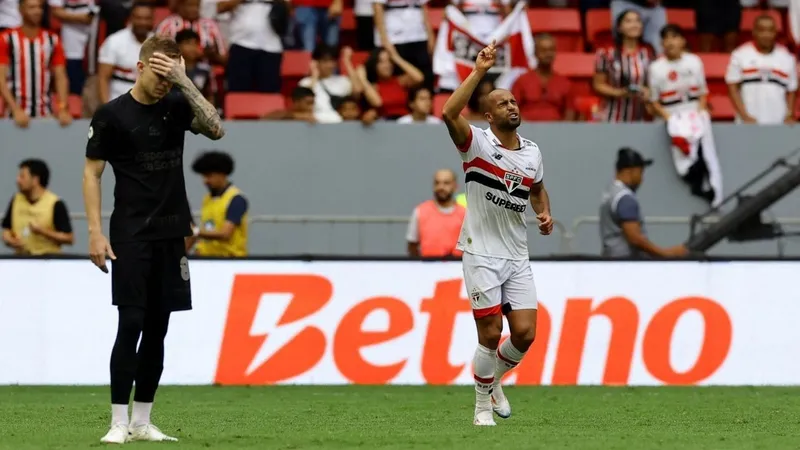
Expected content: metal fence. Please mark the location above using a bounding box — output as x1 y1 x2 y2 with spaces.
68 212 800 255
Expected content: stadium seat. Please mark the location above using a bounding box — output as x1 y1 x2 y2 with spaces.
225 93 285 119
154 7 171 26
698 53 731 96
574 95 601 121
665 9 695 30
282 51 312 78
433 93 448 117
554 52 595 95
50 94 83 118
352 50 370 66
528 8 583 52
68 95 82 118
708 95 736 121
585 9 612 49
340 8 356 31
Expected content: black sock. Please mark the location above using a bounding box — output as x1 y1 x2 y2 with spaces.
110 306 146 405
133 310 171 403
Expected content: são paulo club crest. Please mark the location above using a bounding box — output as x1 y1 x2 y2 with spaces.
504 172 523 193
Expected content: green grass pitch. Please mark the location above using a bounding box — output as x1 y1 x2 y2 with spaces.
1 386 799 449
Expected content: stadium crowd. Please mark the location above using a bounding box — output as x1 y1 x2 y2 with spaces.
0 0 798 125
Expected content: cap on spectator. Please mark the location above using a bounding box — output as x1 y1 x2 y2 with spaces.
616 147 653 170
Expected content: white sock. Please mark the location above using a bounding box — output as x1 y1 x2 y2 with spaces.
473 344 496 406
131 401 153 427
495 338 526 384
111 404 129 426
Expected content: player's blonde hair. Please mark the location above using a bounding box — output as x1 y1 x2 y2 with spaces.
139 35 181 63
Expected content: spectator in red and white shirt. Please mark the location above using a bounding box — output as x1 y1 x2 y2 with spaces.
726 14 797 125
511 33 576 122
0 0 71 128
592 9 654 122
155 0 226 65
48 0 95 95
293 0 342 51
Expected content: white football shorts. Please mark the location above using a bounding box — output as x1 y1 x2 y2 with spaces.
462 252 538 319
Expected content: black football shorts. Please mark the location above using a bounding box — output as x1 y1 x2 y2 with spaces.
111 238 192 312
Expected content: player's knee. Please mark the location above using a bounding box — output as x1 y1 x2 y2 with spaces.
510 325 536 350
118 306 146 335
476 316 503 348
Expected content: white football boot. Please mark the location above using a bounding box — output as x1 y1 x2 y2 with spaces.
100 424 129 444
128 424 178 442
491 383 512 419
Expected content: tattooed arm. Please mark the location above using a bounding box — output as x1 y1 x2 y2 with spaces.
149 52 226 140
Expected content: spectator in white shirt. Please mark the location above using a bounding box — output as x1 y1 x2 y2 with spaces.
222 0 286 93
298 44 363 123
726 14 797 125
96 4 153 104
373 0 435 89
397 86 441 123
48 0 95 94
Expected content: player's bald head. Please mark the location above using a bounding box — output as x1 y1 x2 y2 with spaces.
433 169 457 202
486 89 513 105
485 89 521 131
434 168 457 183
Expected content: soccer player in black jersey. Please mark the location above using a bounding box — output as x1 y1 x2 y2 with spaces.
82 34 224 444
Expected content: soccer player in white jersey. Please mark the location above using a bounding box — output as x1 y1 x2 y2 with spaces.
441 41 553 427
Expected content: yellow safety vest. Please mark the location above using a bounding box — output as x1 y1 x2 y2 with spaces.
195 185 248 257
10 190 62 255
456 193 467 207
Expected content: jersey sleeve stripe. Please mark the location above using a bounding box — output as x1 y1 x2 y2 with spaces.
463 156 535 188
456 127 473 153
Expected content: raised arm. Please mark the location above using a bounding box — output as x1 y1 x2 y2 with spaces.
149 52 225 140
442 41 497 148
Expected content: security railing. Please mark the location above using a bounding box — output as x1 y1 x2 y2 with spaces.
68 213 573 255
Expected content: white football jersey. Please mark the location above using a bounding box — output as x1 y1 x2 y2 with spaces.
725 42 798 124
98 27 151 102
456 125 543 260
648 52 708 116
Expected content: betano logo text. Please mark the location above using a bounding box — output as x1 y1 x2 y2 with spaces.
214 274 733 386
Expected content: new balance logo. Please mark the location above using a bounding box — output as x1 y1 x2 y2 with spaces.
492 153 503 160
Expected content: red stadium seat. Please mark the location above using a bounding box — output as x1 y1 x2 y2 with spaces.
666 9 694 30
574 95 601 121
282 51 312 78
585 8 612 50
153 7 171 27
341 8 356 31
225 93 285 119
433 93 448 117
351 50 370 67
68 95 82 118
50 94 83 118
698 53 731 96
554 52 595 95
708 95 736 121
528 8 583 52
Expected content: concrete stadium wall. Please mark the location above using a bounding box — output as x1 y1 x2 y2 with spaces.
2 121 800 256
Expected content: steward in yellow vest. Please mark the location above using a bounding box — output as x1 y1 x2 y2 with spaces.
1 159 74 255
188 151 249 257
